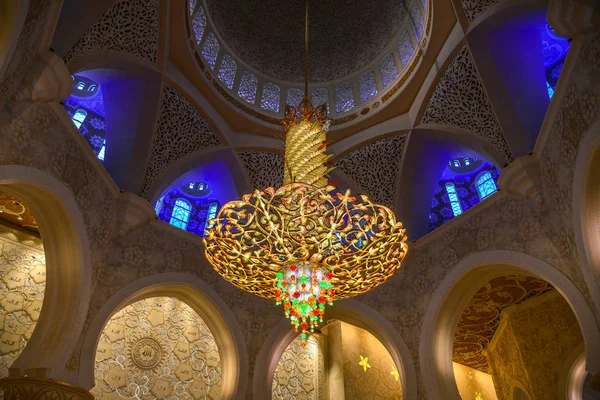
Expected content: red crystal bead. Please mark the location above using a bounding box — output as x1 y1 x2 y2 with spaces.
293 292 300 299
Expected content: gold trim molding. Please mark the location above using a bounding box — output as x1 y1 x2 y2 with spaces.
0 376 94 400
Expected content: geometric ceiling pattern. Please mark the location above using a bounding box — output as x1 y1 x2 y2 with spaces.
63 0 159 65
0 190 39 235
453 275 554 373
335 134 407 210
237 151 284 190
421 46 512 162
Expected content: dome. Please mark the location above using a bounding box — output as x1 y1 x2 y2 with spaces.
189 0 429 122
206 0 412 83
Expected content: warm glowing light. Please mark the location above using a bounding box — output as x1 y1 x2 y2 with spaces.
203 99 408 345
391 366 400 381
359 355 371 372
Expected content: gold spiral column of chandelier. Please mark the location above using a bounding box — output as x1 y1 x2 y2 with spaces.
203 0 408 345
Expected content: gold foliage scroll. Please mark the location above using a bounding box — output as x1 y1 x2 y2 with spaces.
92 297 222 400
204 182 408 300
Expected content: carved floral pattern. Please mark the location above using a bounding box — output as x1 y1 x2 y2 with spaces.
140 85 221 198
238 151 284 190
63 0 159 65
91 297 222 399
0 225 45 380
421 47 512 161
272 335 324 399
335 134 407 210
460 0 498 23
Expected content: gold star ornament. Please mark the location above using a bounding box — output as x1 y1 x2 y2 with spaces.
359 355 371 372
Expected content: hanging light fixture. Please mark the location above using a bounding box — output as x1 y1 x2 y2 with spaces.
203 0 408 345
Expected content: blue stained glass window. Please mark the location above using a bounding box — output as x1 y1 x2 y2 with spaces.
358 71 378 103
397 31 415 68
410 5 425 39
72 109 87 129
463 158 470 166
202 33 219 70
192 6 207 44
476 172 497 199
286 88 304 108
546 81 555 99
238 71 258 103
335 82 355 113
311 88 330 114
261 83 281 113
380 53 399 88
170 198 192 230
445 182 463 216
97 140 106 161
155 196 164 215
205 202 218 230
218 55 237 89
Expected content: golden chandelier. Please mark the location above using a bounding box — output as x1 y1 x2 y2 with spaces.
203 0 408 345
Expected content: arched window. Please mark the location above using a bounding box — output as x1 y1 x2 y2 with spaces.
358 71 378 103
170 198 192 230
452 159 460 167
286 88 304 108
202 33 220 70
380 53 399 88
311 88 329 113
335 82 355 113
238 71 258 103
463 158 470 166
445 182 462 217
192 6 207 44
218 55 237 89
71 109 87 129
410 5 425 39
261 83 281 113
397 30 415 68
476 171 497 199
76 81 85 90
205 202 218 230
88 85 97 92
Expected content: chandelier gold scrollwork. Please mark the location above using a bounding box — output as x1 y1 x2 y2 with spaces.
203 0 408 345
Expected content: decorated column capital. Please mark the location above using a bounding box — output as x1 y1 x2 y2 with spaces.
547 0 600 38
498 155 545 206
13 50 71 104
0 376 93 400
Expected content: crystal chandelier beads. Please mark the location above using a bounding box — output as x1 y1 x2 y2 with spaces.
276 261 334 340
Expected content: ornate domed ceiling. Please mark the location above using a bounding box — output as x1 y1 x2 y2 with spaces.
205 0 409 83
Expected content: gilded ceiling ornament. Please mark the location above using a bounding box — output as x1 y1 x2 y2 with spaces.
203 0 408 346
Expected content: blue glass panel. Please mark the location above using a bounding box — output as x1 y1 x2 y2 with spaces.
204 202 218 230
445 182 462 216
97 140 106 161
476 172 497 199
72 109 87 129
169 198 192 230
547 81 555 99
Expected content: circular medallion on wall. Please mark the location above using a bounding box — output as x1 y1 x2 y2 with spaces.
129 337 163 370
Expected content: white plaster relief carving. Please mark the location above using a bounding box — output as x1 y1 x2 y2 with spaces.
63 0 159 65
335 134 407 210
238 151 284 190
421 47 512 161
140 85 221 198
